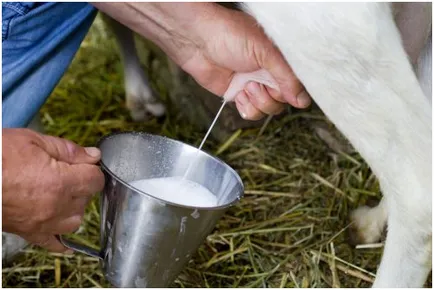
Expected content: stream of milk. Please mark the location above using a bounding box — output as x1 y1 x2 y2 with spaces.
128 101 227 207
182 100 227 179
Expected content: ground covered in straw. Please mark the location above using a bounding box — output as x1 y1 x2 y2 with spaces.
3 16 416 288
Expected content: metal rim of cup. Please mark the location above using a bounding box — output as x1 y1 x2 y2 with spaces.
96 131 244 211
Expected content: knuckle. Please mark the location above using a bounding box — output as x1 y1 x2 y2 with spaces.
35 206 56 223
87 166 105 192
63 139 80 160
20 221 37 233
50 137 77 161
41 135 62 156
65 216 83 233
247 105 264 121
95 169 106 189
248 111 265 121
269 103 285 115
256 102 275 115
22 128 42 140
288 82 305 97
35 197 59 223
44 135 81 162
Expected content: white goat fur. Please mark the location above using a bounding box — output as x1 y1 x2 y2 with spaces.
109 2 432 287
241 2 431 287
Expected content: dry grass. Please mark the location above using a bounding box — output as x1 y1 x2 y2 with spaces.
3 15 409 288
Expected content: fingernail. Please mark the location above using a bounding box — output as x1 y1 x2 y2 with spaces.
85 147 101 158
246 82 265 104
236 94 249 119
296 91 311 108
64 249 74 255
240 110 247 119
237 104 248 119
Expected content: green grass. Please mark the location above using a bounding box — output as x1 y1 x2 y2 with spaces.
2 15 399 288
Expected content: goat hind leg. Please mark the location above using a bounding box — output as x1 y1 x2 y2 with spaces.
350 3 432 248
242 2 432 287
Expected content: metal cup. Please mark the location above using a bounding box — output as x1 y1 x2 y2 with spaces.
57 132 244 287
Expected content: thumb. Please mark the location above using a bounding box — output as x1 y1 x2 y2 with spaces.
223 69 280 102
38 135 101 165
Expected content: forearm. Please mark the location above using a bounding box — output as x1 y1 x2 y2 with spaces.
91 2 224 65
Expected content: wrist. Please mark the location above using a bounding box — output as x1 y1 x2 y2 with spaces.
92 2 223 65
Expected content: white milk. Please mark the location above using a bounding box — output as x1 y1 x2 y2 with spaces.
183 100 227 179
129 176 218 207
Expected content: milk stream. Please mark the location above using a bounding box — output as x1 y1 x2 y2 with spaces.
183 100 227 179
128 101 227 207
130 176 217 207
129 71 277 207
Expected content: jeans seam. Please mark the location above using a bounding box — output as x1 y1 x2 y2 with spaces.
2 3 27 16
2 3 28 41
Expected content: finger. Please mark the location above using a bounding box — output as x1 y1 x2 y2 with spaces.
48 196 91 225
40 215 83 235
265 85 310 109
38 134 101 165
265 86 286 103
61 163 105 197
21 233 71 253
245 82 286 115
268 65 312 108
70 196 92 217
257 41 312 108
235 90 266 121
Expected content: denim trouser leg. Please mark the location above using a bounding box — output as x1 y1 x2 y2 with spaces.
2 2 97 128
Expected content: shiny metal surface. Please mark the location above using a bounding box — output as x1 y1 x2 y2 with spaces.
59 132 244 287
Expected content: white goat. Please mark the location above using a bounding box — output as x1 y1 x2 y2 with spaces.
109 2 432 287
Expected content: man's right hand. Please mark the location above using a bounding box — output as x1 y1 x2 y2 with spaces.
2 128 105 253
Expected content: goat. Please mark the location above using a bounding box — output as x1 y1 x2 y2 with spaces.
106 2 432 287
241 3 432 287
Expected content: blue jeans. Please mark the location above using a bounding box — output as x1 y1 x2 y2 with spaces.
2 2 97 128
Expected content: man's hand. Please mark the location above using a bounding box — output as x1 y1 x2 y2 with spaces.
2 129 105 252
92 3 311 121
180 7 311 121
